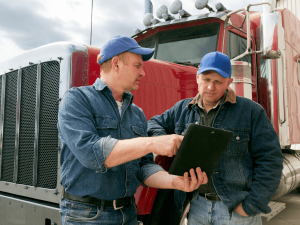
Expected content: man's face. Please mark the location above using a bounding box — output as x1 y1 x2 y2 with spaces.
196 70 233 106
118 52 145 92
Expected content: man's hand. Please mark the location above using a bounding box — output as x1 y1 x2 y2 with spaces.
150 134 184 157
234 203 248 217
171 167 208 192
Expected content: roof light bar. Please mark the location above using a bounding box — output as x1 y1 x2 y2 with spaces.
195 0 215 12
156 5 175 21
170 0 191 17
215 2 227 11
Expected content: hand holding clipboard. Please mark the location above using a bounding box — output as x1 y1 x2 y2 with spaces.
168 124 234 182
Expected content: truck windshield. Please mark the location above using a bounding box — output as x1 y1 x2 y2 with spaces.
138 22 220 65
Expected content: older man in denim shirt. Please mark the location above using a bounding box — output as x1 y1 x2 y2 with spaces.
147 52 283 225
58 35 208 225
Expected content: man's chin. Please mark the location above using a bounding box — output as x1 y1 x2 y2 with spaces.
129 86 139 92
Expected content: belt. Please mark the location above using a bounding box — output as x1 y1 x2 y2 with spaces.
62 189 134 210
199 193 221 201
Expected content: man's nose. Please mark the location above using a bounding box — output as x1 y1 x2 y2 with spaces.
140 68 146 77
208 82 215 90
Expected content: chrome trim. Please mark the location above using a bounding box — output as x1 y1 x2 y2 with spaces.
278 56 286 124
291 144 300 151
267 59 275 126
225 3 273 61
221 23 227 53
0 193 62 225
0 75 6 180
33 64 41 186
13 69 22 183
298 58 300 86
0 181 61 203
260 11 281 59
272 153 300 199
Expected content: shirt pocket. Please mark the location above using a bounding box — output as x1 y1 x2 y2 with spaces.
94 116 117 137
175 123 186 135
131 125 145 137
227 130 250 156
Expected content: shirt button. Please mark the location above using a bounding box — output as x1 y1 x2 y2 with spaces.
195 122 199 124
236 136 240 140
181 132 184 135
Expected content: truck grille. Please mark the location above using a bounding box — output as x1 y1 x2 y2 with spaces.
2 71 18 183
0 61 59 189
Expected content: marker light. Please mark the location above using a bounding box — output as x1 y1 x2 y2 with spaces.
143 13 154 26
215 2 227 11
195 0 208 10
170 0 191 17
156 5 175 21
195 0 215 12
151 18 160 25
134 28 142 34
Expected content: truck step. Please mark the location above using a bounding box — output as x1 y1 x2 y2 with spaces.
261 201 286 221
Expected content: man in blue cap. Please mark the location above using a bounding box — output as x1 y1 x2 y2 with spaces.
57 35 208 225
148 52 283 224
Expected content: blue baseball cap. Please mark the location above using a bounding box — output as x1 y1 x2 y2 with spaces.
197 52 232 78
98 35 155 65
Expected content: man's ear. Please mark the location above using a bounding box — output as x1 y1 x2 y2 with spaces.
112 56 119 71
227 78 234 88
196 74 200 84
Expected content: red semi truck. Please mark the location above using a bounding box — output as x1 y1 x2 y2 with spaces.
0 0 299 224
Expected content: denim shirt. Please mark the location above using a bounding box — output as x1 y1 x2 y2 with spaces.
147 88 283 216
58 78 164 201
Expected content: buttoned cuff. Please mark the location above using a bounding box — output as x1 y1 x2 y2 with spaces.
92 136 118 173
140 164 165 187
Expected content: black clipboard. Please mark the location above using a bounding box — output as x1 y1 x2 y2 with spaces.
168 124 234 180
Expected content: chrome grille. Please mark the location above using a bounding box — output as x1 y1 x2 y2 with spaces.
0 61 59 189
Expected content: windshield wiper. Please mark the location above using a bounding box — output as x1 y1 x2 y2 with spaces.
173 61 199 68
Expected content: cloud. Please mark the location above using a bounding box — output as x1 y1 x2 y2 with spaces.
0 0 72 50
0 0 267 63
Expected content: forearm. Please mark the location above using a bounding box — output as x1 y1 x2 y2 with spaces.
144 167 208 192
104 137 151 168
104 135 183 168
143 171 176 189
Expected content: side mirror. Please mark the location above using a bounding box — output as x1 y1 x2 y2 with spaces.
260 11 281 59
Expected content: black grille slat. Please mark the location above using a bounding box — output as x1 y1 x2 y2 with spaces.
1 71 18 182
0 77 2 177
18 65 37 185
36 61 59 189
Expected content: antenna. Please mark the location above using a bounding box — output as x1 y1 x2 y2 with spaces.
90 0 93 45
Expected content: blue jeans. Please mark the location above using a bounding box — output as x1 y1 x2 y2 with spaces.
188 195 262 225
60 198 138 225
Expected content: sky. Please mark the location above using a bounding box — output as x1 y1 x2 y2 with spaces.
0 0 267 62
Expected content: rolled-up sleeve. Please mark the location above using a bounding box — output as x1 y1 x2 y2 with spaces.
139 153 164 186
58 89 117 172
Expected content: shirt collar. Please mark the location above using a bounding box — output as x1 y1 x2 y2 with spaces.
93 78 134 104
188 87 236 107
